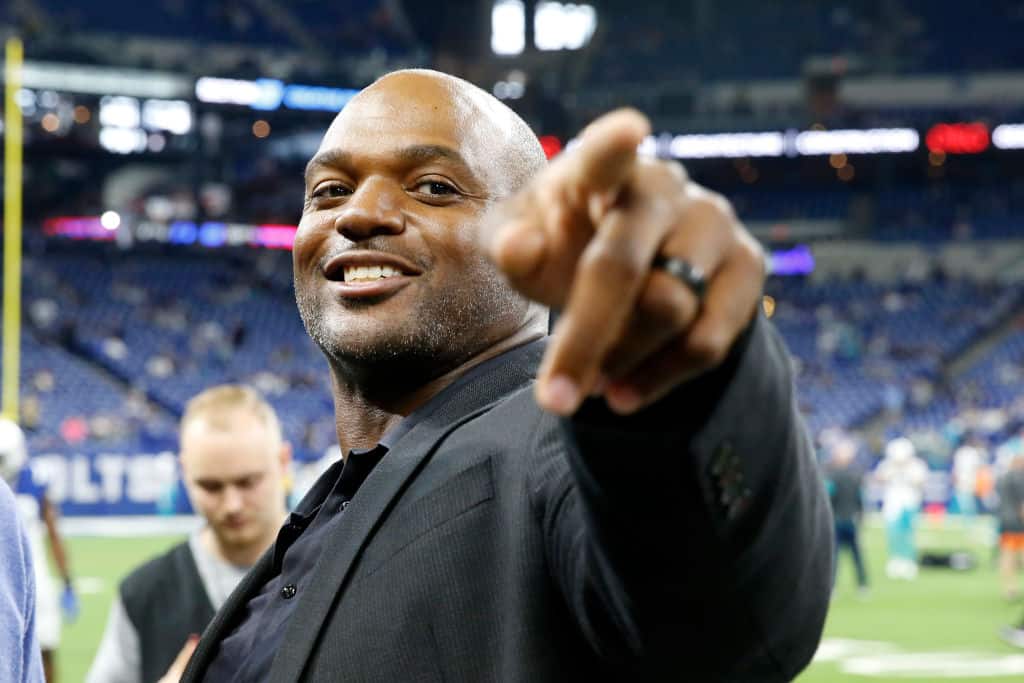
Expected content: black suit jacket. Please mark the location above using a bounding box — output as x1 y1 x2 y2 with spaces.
184 316 833 682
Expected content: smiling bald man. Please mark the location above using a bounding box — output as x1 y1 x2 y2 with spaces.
183 69 833 682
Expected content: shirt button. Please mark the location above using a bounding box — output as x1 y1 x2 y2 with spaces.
280 583 297 599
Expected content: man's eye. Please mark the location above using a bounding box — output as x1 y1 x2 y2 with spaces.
413 181 457 196
237 475 262 489
311 184 350 199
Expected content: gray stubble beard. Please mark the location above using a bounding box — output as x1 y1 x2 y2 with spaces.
295 257 527 379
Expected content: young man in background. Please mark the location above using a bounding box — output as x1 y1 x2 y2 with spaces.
87 385 291 683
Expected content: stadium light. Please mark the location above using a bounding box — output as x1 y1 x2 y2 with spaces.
669 132 786 159
141 99 192 135
195 77 284 110
492 80 525 100
535 3 597 51
99 211 121 231
992 123 1024 150
281 84 358 112
491 0 526 56
99 96 141 129
98 127 147 154
539 126 934 161
794 128 919 155
14 88 35 116
195 77 356 112
20 61 190 98
40 113 60 133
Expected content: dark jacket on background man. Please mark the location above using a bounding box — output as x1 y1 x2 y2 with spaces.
121 543 215 683
184 317 833 682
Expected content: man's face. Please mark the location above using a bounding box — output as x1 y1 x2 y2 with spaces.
294 73 529 373
180 412 288 553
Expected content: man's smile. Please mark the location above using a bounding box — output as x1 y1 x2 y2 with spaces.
342 264 405 282
322 250 423 299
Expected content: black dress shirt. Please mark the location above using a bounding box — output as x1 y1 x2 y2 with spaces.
203 444 386 682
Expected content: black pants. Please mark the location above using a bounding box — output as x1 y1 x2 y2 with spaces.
834 519 868 588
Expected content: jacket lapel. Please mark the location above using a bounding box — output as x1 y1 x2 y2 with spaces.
267 339 544 681
182 548 276 681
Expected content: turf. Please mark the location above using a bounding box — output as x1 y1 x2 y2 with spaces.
53 519 1023 682
799 517 1023 682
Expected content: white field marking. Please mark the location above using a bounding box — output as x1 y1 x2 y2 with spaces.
841 653 1024 677
814 638 1024 678
812 638 897 662
61 515 202 537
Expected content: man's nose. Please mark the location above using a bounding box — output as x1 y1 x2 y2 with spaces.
334 177 404 242
222 486 244 514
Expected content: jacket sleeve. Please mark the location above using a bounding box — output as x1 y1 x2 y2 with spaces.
1 481 46 683
529 314 833 681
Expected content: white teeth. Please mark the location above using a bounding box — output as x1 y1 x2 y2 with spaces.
343 264 405 282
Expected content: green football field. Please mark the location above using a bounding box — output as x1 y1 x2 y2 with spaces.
55 519 1024 682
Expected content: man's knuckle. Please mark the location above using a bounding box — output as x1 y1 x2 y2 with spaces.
642 280 693 329
635 160 688 194
582 242 642 281
715 194 739 223
686 328 730 366
680 185 730 224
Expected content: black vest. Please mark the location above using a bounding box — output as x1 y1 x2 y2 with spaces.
120 541 216 683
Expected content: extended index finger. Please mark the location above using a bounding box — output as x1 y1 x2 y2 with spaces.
562 109 651 218
485 109 652 304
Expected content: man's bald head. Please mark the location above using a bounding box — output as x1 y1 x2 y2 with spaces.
324 69 547 199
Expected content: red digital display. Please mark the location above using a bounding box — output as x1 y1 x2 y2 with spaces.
539 135 562 159
925 122 990 154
